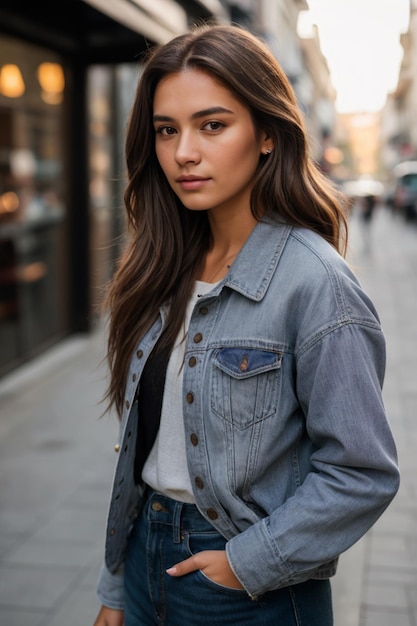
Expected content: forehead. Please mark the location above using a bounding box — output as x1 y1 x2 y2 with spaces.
153 69 244 113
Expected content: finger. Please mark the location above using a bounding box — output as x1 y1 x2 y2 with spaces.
166 555 199 577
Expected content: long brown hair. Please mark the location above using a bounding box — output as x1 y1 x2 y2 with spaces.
104 23 348 415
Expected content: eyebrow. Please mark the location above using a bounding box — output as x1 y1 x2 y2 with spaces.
153 106 234 123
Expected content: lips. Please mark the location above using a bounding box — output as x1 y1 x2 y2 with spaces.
176 175 210 190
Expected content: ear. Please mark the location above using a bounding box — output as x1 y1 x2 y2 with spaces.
260 135 274 156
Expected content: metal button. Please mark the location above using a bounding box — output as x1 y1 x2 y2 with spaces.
136 349 143 359
132 373 137 382
199 306 208 315
193 332 203 343
239 356 249 372
186 392 194 404
151 501 168 512
188 356 197 367
114 443 120 452
190 433 198 446
109 528 116 535
207 508 218 520
125 400 130 409
195 476 204 489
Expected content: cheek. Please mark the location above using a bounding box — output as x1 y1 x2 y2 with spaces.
155 145 172 177
223 132 261 164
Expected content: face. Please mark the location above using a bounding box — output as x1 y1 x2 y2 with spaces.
153 69 272 217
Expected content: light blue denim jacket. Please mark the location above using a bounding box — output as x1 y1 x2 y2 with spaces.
97 218 399 608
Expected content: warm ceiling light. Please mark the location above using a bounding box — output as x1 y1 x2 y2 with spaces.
323 146 344 165
0 191 19 214
0 64 25 98
37 62 65 104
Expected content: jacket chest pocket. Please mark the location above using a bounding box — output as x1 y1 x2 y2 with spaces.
210 348 282 429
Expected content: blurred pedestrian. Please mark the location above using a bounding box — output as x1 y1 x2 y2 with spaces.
93 23 399 626
360 193 377 253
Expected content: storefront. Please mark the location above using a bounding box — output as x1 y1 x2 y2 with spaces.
0 0 227 376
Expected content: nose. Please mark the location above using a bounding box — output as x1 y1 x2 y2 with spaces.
175 131 201 166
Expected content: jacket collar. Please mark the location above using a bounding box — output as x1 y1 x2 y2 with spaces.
223 218 292 301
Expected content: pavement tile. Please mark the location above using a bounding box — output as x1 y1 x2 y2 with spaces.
3 537 102 568
42 588 102 626
0 564 79 610
0 608 46 626
364 582 409 610
361 608 412 626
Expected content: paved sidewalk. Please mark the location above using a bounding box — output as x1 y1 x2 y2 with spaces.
340 206 417 626
0 205 415 625
0 324 117 626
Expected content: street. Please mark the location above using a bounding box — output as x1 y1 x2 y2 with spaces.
0 204 416 626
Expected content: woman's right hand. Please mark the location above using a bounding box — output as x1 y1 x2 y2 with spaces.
93 605 124 626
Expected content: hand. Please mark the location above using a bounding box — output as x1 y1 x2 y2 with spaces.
93 605 124 626
166 550 244 590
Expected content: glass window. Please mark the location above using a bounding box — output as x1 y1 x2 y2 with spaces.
0 35 68 372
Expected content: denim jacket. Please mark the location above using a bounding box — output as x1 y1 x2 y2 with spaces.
96 218 399 609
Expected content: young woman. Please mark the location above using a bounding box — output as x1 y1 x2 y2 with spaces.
93 23 399 626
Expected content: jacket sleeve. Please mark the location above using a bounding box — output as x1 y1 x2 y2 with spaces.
226 320 400 597
96 561 125 610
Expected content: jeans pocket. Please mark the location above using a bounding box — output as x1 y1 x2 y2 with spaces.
184 530 247 595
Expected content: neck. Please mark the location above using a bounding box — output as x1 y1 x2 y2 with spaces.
199 211 258 283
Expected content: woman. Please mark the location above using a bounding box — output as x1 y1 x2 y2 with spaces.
93 23 399 626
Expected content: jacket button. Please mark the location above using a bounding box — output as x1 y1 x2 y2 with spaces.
136 349 143 359
188 356 197 367
132 373 137 382
207 508 218 520
199 306 208 315
151 501 167 512
190 433 198 446
193 332 203 343
195 476 204 489
186 392 194 404
109 528 116 535
125 400 130 409
239 356 249 372
114 444 120 452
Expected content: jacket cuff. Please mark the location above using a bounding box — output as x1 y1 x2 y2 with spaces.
96 561 125 610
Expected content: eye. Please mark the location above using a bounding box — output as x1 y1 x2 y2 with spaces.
203 121 225 132
156 126 177 135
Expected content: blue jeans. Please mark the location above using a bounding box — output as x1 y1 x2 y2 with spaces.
124 490 333 625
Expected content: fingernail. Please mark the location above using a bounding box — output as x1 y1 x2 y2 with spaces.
166 567 177 575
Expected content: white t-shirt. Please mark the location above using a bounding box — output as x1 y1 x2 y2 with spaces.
141 280 216 503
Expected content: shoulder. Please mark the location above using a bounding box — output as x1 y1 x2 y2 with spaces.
271 225 380 327
279 225 354 286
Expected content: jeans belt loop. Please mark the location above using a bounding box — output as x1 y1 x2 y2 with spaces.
172 500 183 544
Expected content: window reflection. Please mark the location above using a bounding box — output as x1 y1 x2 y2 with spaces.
0 36 68 373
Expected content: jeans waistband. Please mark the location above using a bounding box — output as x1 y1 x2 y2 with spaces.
144 490 217 543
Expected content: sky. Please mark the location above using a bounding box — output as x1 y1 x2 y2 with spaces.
298 0 410 113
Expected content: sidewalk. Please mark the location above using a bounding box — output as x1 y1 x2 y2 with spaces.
340 206 417 626
0 324 117 626
0 205 415 626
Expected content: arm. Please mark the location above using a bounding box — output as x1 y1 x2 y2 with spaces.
226 322 399 596
93 605 124 626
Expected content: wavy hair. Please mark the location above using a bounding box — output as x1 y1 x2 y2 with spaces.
104 23 348 415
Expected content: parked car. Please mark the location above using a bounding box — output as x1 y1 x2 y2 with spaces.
392 160 417 221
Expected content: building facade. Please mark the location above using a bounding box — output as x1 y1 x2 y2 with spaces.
0 0 331 376
0 0 226 375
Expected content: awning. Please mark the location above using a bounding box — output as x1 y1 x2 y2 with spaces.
82 0 189 43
